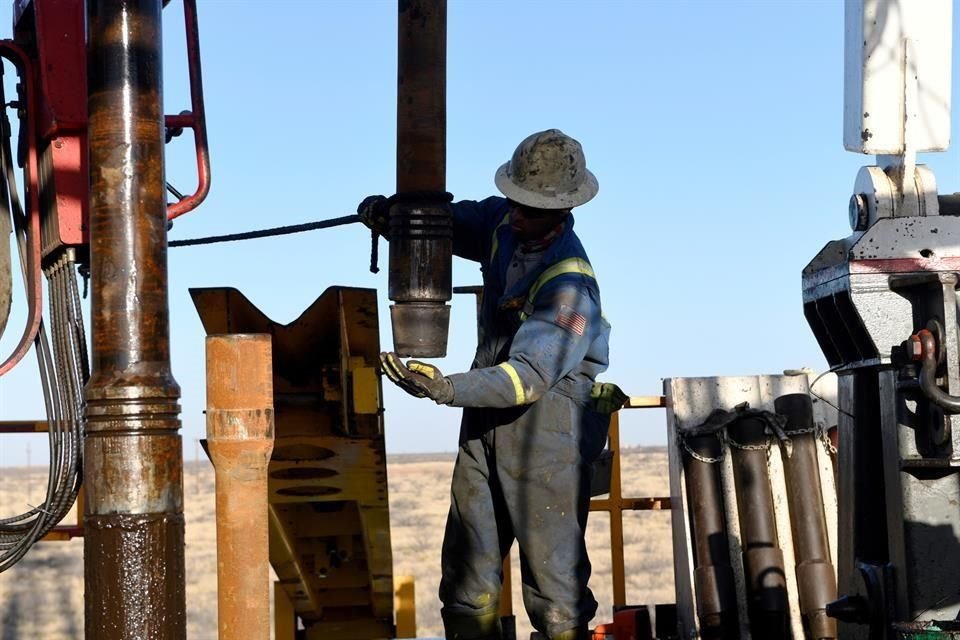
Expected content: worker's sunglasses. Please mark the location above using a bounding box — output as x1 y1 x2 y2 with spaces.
507 199 557 220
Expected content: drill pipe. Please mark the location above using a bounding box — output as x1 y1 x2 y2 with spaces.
774 394 837 640
206 334 274 640
84 1 185 637
681 433 739 639
728 416 788 639
390 0 452 357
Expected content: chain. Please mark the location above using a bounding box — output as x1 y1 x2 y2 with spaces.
725 435 771 452
780 423 837 457
679 433 725 464
818 422 838 455
680 415 837 462
783 422 837 455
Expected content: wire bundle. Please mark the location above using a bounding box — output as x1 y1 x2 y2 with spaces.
0 68 87 571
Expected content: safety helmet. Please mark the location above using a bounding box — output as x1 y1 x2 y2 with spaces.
494 129 599 209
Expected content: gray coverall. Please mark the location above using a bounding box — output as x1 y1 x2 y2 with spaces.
439 196 611 638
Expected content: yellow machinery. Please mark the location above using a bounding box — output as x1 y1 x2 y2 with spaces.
189 284 678 639
192 286 399 640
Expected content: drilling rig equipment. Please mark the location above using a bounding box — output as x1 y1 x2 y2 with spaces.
803 1 960 635
81 0 213 634
390 0 452 358
192 286 396 640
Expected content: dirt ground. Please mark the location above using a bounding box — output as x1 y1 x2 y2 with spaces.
0 447 674 639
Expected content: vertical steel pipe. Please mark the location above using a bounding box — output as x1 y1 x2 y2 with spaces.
396 0 445 191
775 394 837 640
390 0 452 357
728 416 788 639
206 334 274 640
681 433 739 639
84 1 185 637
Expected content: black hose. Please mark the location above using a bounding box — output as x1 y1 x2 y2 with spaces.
169 214 360 247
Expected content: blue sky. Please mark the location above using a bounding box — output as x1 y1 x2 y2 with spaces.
1 0 959 465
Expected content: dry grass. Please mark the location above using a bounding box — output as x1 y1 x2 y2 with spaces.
0 463 219 639
0 447 675 639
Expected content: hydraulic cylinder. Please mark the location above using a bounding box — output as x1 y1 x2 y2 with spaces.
681 433 739 639
775 394 837 640
391 0 451 357
728 415 788 639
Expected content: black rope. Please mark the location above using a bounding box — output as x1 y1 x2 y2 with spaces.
369 229 380 274
169 214 361 247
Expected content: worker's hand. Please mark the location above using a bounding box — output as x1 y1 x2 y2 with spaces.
590 382 627 414
357 195 391 239
380 352 454 405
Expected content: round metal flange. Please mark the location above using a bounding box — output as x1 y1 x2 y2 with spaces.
849 193 869 231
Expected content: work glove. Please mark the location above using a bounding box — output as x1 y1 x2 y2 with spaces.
380 352 454 405
590 382 628 414
357 194 391 239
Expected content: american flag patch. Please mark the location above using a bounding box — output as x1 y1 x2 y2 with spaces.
555 305 586 335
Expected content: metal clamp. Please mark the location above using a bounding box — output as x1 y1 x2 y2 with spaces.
910 326 960 414
164 0 210 221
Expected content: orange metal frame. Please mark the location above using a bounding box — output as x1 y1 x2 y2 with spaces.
0 420 84 541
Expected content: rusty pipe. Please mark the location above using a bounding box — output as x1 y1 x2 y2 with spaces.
206 334 275 640
390 0 452 357
775 394 837 640
681 433 739 639
84 0 185 637
728 416 788 639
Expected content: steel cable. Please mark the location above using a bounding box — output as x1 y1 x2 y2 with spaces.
168 214 360 247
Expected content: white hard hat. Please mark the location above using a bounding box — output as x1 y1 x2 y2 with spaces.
494 129 599 209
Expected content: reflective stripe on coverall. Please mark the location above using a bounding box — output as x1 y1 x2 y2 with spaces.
440 196 611 638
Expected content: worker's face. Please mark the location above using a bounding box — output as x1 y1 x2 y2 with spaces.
507 200 569 242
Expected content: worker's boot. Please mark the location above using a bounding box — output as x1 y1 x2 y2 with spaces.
441 608 503 640
548 625 590 640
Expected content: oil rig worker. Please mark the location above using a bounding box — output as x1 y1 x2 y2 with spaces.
359 129 617 640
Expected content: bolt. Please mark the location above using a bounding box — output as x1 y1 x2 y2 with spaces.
907 334 924 361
